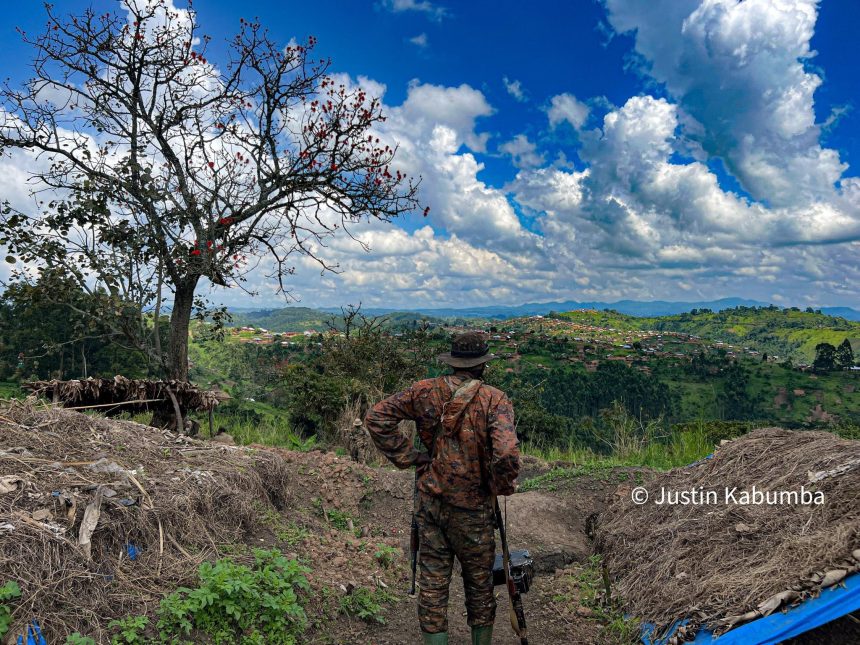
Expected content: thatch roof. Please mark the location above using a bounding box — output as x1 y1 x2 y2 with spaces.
23 376 229 413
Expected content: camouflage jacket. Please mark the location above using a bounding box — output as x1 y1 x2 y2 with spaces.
364 375 520 509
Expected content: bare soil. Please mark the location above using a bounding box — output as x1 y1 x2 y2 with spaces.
278 448 633 644
6 407 854 644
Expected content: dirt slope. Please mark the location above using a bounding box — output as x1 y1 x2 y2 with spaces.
0 404 636 644
304 457 636 644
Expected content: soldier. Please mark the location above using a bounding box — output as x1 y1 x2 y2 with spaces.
364 332 520 645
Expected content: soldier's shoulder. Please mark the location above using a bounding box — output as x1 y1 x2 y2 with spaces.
479 383 509 400
411 377 445 391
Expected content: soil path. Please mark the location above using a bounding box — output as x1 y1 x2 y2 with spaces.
281 450 637 644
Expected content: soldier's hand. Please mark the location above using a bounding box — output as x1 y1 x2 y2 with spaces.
413 452 431 468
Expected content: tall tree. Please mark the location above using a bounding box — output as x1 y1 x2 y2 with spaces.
813 342 837 372
835 338 855 370
0 272 146 380
0 1 419 380
718 362 756 420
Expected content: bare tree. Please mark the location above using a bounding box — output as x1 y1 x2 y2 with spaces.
0 1 420 380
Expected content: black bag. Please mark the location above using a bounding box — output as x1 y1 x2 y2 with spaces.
492 549 534 594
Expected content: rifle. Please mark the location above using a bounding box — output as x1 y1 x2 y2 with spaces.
409 470 419 595
494 496 529 645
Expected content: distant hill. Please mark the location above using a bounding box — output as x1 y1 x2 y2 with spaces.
820 307 860 321
326 298 860 320
225 300 860 361
228 307 445 332
347 297 773 319
229 307 331 332
558 306 860 363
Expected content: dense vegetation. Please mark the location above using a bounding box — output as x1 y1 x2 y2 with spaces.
557 306 860 364
228 307 444 334
1 291 858 460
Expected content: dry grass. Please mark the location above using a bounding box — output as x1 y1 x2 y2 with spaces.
595 427 860 643
0 401 291 642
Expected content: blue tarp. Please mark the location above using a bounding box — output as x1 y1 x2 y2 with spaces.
642 572 860 645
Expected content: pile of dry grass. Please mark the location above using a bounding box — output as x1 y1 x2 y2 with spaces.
0 401 290 642
332 399 416 466
23 376 228 413
595 427 860 643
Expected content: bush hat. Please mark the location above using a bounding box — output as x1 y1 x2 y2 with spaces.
437 331 497 368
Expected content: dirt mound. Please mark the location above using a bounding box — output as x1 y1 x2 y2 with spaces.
0 403 293 639
596 427 860 643
0 403 411 642
0 402 645 644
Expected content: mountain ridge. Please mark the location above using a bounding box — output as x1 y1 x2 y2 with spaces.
227 298 860 325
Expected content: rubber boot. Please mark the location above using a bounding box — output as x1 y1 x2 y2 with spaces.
471 625 493 645
422 631 448 645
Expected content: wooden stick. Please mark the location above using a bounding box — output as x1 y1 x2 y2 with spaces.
60 398 167 411
165 387 184 434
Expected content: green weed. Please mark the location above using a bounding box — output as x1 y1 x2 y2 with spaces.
373 544 399 569
0 581 21 639
276 522 310 546
520 463 617 492
155 549 310 644
338 587 396 624
570 556 639 644
108 616 149 644
65 635 97 645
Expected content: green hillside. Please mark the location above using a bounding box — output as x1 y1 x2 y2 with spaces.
228 307 444 333
559 306 860 363
229 307 332 331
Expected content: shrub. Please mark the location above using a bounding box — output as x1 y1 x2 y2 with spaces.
65 635 97 645
155 549 310 644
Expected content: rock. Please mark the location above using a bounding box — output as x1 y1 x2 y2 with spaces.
87 458 127 475
211 432 236 446
820 569 847 588
0 475 22 494
575 606 594 617
31 509 53 521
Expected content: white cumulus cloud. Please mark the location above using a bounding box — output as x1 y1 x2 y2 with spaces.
547 93 590 130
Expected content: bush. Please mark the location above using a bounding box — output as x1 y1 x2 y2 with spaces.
66 635 96 645
155 549 310 644
108 616 149 644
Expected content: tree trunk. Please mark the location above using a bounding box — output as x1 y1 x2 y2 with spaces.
166 277 199 381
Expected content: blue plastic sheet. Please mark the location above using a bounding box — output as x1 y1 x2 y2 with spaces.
642 572 860 645
16 620 47 645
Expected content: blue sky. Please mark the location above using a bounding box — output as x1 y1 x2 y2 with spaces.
1 1 859 309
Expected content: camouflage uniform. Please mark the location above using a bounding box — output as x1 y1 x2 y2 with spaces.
364 374 520 634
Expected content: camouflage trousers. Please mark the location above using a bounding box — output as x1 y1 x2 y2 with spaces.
416 492 496 634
